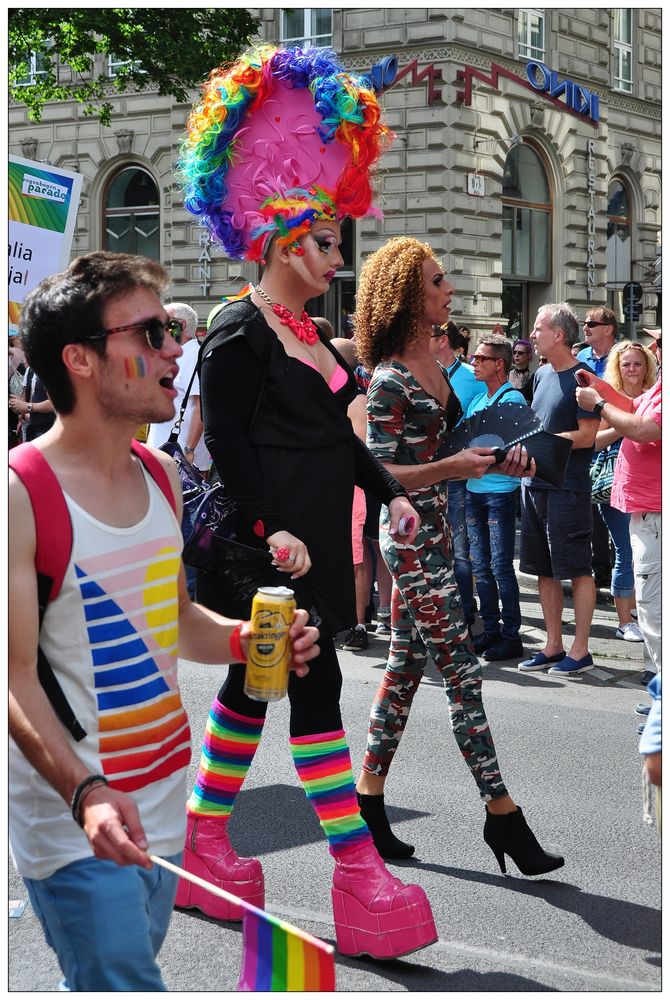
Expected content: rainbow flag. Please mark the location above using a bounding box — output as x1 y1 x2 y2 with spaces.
237 903 335 992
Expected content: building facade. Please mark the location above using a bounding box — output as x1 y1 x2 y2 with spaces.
9 8 661 341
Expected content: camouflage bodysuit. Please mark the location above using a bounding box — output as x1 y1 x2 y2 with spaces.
362 359 507 800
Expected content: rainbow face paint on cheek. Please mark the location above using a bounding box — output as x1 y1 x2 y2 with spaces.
124 356 148 378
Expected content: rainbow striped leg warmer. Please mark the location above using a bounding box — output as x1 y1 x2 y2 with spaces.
289 729 373 857
188 700 265 816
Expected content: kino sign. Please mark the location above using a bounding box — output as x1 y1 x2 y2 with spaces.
456 60 600 126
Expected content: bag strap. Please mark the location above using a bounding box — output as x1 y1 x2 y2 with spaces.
9 443 85 740
168 360 199 443
9 443 72 603
493 384 519 403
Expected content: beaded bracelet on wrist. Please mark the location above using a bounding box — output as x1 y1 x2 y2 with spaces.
70 774 109 827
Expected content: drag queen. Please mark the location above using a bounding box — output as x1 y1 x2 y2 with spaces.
174 46 437 960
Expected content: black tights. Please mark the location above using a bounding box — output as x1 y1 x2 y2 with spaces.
216 635 343 738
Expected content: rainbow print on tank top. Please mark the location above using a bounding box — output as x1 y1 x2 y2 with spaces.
75 537 191 791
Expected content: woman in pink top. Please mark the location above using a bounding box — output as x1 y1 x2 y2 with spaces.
591 341 657 641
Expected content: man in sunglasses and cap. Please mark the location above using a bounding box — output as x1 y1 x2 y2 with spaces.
8 251 319 991
576 327 662 690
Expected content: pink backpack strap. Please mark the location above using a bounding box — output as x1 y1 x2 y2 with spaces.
9 443 72 602
131 439 178 516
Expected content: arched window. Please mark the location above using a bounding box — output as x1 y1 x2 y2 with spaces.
104 166 160 259
501 144 551 280
607 178 631 317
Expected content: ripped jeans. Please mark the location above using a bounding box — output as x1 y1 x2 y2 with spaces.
466 489 521 640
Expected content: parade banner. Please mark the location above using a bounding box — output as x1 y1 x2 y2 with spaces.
8 155 83 335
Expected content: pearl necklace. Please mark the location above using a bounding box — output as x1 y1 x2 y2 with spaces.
254 286 320 346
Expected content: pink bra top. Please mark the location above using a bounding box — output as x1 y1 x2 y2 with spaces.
297 358 349 393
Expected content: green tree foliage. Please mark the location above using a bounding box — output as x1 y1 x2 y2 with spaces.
9 9 260 126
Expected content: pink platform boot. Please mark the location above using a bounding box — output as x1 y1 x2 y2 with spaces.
331 840 438 959
174 812 264 921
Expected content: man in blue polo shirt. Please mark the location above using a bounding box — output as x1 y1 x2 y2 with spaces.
577 307 617 376
465 335 526 661
431 322 486 630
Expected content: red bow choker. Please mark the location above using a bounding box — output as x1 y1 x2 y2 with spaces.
254 286 320 345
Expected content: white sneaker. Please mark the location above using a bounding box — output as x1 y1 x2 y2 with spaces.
615 621 645 642
631 609 638 619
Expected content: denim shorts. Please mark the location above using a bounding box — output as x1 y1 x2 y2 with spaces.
23 852 181 992
519 486 593 580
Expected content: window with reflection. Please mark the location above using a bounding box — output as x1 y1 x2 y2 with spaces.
501 144 551 281
607 178 631 318
518 9 545 61
613 9 633 93
104 167 160 260
281 9 332 47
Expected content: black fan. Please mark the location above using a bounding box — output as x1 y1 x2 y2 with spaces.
441 402 573 489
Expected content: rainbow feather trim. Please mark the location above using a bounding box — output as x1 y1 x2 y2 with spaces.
178 45 391 261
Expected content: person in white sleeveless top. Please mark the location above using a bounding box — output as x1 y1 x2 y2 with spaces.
8 251 319 992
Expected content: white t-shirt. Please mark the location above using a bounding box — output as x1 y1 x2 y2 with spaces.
9 465 191 880
147 339 210 470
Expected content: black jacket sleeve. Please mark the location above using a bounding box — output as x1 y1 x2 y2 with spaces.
200 337 286 538
352 434 409 505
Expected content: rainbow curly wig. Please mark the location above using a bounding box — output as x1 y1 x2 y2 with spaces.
179 45 393 262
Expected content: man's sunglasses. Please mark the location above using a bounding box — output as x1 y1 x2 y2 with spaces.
583 320 607 328
86 317 183 350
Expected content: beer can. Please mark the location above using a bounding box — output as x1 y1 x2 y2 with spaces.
243 586 296 701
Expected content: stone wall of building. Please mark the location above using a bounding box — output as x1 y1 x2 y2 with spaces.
9 9 661 334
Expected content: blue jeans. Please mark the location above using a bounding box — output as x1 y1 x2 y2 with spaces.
24 852 181 991
447 479 475 625
598 502 633 597
466 489 521 639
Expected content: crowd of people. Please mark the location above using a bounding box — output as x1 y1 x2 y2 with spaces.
9 41 661 993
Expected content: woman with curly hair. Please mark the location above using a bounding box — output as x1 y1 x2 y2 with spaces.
353 237 565 877
592 340 657 641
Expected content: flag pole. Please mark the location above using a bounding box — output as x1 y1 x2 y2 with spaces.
150 854 335 954
151 854 263 918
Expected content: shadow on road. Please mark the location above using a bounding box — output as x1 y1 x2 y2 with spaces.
408 861 662 954
229 784 428 856
329 946 558 991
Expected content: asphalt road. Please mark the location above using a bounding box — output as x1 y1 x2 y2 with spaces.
9 582 661 992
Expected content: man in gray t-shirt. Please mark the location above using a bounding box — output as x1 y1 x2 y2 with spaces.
518 303 600 678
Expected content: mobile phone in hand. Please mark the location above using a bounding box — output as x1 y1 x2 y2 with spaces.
574 369 590 387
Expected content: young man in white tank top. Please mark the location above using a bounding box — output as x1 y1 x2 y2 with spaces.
8 251 319 992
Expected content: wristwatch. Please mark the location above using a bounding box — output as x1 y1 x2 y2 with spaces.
183 445 194 455
26 402 33 413
593 399 606 417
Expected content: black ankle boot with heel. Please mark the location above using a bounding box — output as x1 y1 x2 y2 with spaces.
483 806 564 876
357 792 415 860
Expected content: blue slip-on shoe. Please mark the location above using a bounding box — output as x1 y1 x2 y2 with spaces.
547 654 594 677
518 650 566 672
635 703 651 717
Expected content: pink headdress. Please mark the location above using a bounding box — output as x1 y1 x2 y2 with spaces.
179 45 393 262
